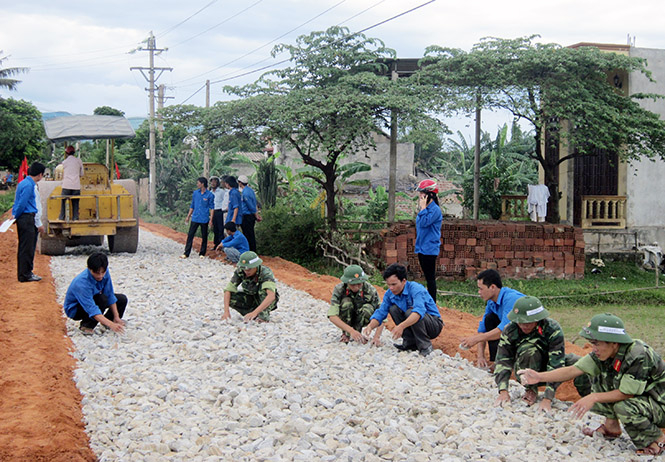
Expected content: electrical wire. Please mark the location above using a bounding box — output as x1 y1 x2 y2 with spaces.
156 0 220 38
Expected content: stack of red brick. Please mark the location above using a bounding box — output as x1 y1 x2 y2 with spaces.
371 219 585 280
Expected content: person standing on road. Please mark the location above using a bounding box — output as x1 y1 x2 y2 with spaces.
238 175 260 253
181 177 214 259
224 176 242 226
11 162 45 282
59 145 84 221
210 176 227 251
63 252 127 336
415 179 442 303
460 269 525 369
222 251 278 322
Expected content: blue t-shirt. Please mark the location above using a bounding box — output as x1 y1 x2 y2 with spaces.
226 188 242 225
415 201 442 256
63 268 118 318
241 186 258 215
222 231 250 253
371 280 441 323
190 188 215 223
478 286 525 333
12 176 38 217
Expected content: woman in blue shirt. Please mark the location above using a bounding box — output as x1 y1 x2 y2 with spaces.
224 175 242 226
415 179 442 303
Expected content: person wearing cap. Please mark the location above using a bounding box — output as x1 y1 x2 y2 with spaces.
328 264 382 345
494 296 589 412
181 177 215 259
219 222 249 263
519 313 665 456
59 145 84 221
415 179 443 303
363 263 443 357
209 176 227 251
460 269 525 369
238 174 260 253
222 251 279 322
224 176 242 226
12 162 45 282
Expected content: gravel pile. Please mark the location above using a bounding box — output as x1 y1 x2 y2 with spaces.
50 230 642 461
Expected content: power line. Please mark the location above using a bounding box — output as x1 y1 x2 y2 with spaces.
156 0 220 38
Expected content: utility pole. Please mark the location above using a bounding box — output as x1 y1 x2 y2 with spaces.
130 32 172 215
203 80 210 178
388 68 398 223
157 84 173 139
473 89 481 220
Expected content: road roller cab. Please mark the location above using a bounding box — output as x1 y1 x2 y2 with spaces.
39 115 139 255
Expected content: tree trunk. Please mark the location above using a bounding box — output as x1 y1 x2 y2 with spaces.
324 167 338 229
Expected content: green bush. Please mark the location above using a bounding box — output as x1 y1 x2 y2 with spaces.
0 191 14 214
256 200 324 264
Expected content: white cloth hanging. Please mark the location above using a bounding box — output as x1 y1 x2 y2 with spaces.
527 184 550 222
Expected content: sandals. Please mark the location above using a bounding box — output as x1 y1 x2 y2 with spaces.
636 441 665 456
582 424 622 440
523 389 538 406
79 326 94 336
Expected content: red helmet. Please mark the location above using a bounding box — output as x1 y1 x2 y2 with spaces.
417 179 438 194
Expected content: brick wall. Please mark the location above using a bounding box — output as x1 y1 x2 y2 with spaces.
370 219 585 280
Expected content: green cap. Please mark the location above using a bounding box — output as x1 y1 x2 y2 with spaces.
237 251 262 270
507 296 550 323
579 313 632 344
340 265 368 284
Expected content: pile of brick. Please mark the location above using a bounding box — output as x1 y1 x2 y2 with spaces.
371 219 585 280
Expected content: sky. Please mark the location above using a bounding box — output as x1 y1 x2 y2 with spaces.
1 0 663 137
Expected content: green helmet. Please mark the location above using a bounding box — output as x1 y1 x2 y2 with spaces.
237 251 262 270
507 296 550 323
579 313 632 344
340 265 368 284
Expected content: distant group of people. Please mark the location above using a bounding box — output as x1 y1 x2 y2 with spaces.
180 174 260 262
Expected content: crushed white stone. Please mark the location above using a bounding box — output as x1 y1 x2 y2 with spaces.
50 229 639 461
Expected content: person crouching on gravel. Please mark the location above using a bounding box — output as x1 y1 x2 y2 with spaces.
63 252 127 335
493 296 590 412
222 251 278 322
518 313 665 456
328 264 382 345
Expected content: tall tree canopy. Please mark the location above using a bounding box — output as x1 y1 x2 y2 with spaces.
422 36 665 221
0 52 27 94
0 98 45 169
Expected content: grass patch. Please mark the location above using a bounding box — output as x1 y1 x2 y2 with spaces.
0 190 14 215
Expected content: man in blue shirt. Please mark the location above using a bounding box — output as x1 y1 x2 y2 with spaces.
220 222 249 263
63 253 127 336
238 175 260 253
11 162 45 282
363 264 443 356
460 269 525 368
181 177 215 259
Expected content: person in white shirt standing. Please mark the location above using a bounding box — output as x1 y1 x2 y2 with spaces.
59 145 84 220
210 176 228 251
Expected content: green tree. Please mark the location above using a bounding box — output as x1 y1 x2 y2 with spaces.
0 52 27 93
0 98 45 168
93 106 125 116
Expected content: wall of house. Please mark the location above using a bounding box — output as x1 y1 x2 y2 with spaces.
626 47 665 245
371 220 585 281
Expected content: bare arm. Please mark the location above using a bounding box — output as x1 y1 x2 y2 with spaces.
391 312 422 340
329 315 367 343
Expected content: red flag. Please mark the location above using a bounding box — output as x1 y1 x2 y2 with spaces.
17 156 28 183
115 162 121 179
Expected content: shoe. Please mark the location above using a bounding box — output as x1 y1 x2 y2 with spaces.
419 345 434 357
199 255 205 259
393 342 417 351
19 274 42 282
582 424 622 440
180 255 188 259
79 326 94 336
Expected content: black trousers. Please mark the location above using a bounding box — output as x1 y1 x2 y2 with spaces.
241 214 257 252
59 188 80 220
184 221 209 256
483 312 501 361
16 213 37 281
212 209 225 248
417 253 438 302
389 305 443 351
71 293 127 329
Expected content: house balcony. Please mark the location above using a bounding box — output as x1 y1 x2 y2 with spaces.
581 195 626 229
500 195 529 221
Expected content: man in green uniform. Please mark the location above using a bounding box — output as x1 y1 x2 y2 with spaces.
222 251 279 322
494 296 590 412
328 265 383 345
519 313 665 456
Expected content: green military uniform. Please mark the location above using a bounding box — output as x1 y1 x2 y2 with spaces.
225 253 278 321
328 280 380 333
495 296 590 400
575 339 665 448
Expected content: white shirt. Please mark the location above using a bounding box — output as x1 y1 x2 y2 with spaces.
211 187 228 211
34 183 42 228
61 155 84 190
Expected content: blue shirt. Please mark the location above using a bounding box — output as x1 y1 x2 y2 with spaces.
415 201 442 255
240 186 258 215
478 286 525 333
371 281 441 323
222 231 250 253
190 188 215 223
63 269 118 318
226 188 242 225
12 176 38 217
